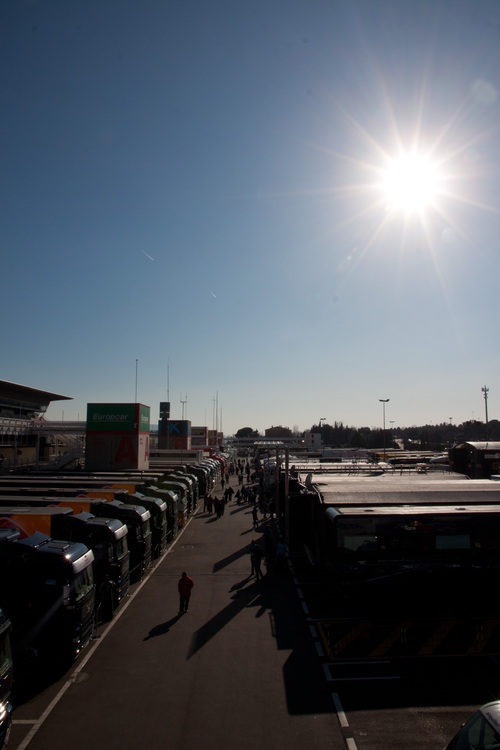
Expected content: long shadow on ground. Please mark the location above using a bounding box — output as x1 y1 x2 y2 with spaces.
229 506 251 515
212 543 252 572
144 614 183 640
188 569 333 715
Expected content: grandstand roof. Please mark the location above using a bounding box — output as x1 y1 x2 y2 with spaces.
0 379 72 405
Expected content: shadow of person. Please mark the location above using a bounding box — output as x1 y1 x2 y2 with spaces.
188 581 261 658
144 613 183 640
229 576 252 592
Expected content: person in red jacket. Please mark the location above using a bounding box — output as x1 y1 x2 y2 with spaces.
178 571 194 614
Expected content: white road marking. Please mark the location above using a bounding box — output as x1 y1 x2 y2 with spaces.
13 511 198 750
332 692 359 750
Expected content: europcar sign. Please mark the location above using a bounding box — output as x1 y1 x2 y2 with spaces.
87 404 150 433
85 403 150 470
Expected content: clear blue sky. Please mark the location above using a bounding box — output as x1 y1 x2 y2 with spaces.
2 0 499 434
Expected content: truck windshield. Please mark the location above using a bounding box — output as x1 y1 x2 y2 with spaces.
0 629 12 675
73 566 94 602
116 536 128 560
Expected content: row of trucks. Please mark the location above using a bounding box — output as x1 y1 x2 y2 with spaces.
279 472 500 664
0 456 226 747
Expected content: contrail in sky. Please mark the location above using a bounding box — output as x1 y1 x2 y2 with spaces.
142 251 155 261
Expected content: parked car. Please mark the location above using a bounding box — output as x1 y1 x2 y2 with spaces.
444 701 500 749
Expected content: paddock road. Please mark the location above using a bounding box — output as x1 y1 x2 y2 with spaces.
8 472 498 750
8 483 342 750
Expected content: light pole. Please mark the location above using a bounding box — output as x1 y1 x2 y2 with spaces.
482 385 489 439
379 399 390 461
482 386 489 425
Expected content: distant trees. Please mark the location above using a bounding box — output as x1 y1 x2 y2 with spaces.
234 419 500 449
235 427 260 438
265 425 292 437
312 421 379 448
312 419 499 451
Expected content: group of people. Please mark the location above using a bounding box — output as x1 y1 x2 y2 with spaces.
203 484 235 518
248 525 288 580
221 459 252 488
175 460 288 615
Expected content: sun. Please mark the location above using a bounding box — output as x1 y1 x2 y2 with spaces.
380 151 442 215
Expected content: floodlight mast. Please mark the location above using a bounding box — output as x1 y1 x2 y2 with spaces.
379 399 390 462
482 385 489 425
482 385 489 440
180 393 188 420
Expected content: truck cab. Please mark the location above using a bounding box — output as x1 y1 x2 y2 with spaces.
141 487 179 542
148 482 186 527
57 512 130 614
0 531 95 664
160 475 194 515
92 500 151 583
115 491 167 559
0 610 12 749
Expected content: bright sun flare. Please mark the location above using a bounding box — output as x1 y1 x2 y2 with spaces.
381 152 442 215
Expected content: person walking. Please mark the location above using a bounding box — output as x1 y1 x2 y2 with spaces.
178 571 194 614
249 540 263 580
275 538 288 572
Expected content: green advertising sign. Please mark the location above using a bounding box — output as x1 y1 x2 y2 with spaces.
87 403 142 432
139 404 150 433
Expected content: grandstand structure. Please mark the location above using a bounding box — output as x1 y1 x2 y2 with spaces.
0 380 83 470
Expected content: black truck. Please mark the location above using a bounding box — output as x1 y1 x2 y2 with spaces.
0 528 95 665
115 491 167 558
0 506 130 621
0 608 12 749
0 497 151 585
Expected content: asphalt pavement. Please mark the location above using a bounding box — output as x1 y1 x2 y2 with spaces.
10 476 344 750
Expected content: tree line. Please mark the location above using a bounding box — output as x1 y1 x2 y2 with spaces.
235 420 500 451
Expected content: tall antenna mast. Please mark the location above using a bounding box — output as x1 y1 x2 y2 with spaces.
167 360 170 401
